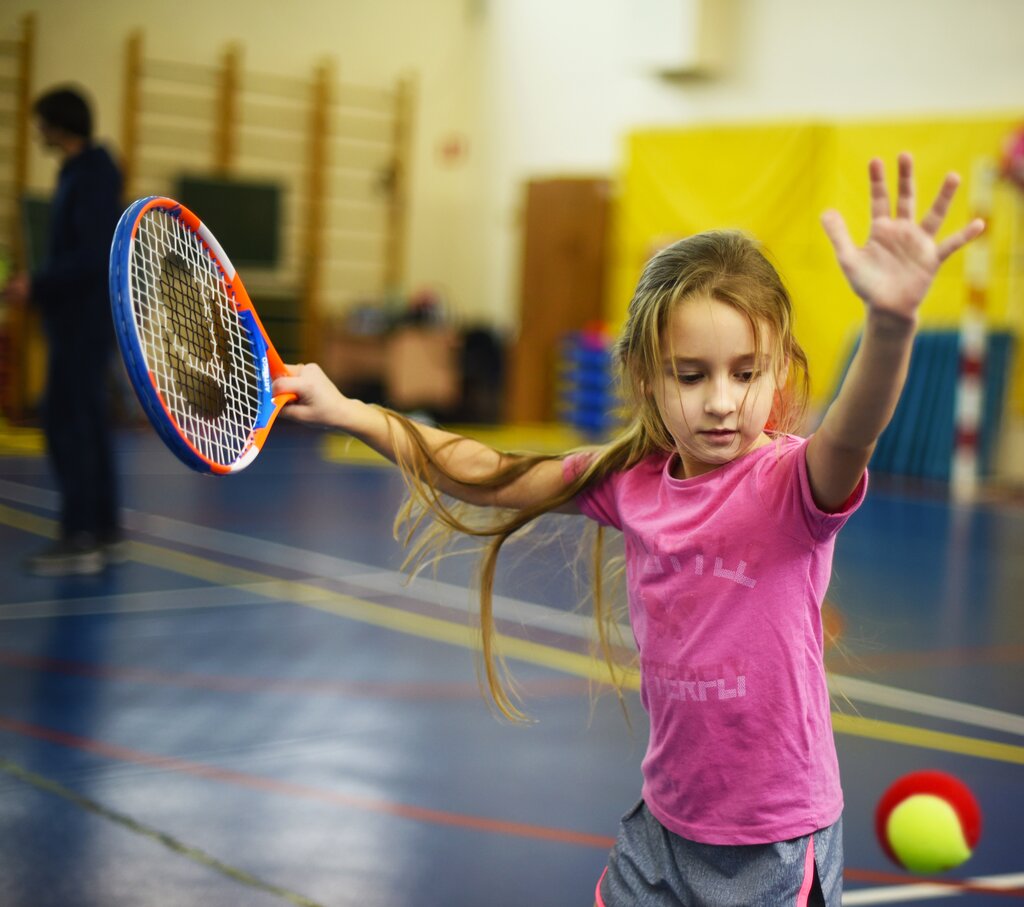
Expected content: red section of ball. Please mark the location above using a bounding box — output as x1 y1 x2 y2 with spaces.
875 771 982 868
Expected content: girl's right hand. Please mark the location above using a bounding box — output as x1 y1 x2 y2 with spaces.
273 363 365 431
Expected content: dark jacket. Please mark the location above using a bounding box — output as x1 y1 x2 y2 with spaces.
31 144 122 334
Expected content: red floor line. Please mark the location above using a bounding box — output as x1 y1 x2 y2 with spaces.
4 714 1021 893
0 714 617 850
0 649 592 700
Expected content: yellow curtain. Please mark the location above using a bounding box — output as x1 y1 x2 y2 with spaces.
611 115 1023 409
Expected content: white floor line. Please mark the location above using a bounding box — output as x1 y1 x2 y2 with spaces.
0 583 293 621
0 477 612 642
1 479 1021 740
0 477 60 509
828 674 1024 738
843 871 1024 904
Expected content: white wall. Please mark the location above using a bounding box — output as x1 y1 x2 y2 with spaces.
478 0 1024 331
10 0 1024 331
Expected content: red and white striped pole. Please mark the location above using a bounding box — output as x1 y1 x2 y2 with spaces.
951 158 996 498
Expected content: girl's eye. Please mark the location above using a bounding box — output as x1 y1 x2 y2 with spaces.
675 373 703 385
736 370 760 383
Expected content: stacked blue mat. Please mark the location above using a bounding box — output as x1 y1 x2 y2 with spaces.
836 330 1015 481
558 331 617 438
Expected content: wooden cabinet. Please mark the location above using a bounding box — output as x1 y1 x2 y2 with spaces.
324 325 460 413
505 178 610 423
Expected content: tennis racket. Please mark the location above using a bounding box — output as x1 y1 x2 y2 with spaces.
109 196 294 474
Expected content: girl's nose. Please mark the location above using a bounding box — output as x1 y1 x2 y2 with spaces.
705 378 736 416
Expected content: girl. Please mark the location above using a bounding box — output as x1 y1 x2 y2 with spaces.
274 154 983 906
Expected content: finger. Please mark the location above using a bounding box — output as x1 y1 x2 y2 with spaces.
921 172 961 236
820 209 856 265
896 152 915 220
868 157 890 221
936 218 986 262
272 374 305 397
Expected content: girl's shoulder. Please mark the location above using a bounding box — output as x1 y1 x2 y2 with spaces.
563 447 670 480
565 449 672 530
753 432 867 536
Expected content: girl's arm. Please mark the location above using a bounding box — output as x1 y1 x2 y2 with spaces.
273 363 576 511
806 153 984 512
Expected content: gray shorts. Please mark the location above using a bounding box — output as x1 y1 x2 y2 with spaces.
596 801 843 907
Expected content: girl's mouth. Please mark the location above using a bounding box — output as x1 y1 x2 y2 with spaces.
702 429 737 444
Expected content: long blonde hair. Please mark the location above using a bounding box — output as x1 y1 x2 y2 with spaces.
386 230 809 721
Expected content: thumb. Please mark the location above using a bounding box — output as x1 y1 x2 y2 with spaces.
821 209 856 268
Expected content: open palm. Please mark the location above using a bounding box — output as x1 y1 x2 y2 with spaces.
821 153 985 322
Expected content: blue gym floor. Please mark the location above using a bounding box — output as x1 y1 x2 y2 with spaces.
0 424 1021 906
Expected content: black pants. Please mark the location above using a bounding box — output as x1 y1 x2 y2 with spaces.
43 325 119 542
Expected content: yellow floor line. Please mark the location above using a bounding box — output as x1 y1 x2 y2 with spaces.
0 502 58 537
831 713 1024 765
0 426 44 456
2 501 1021 765
0 502 619 687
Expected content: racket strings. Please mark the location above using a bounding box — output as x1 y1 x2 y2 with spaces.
129 210 262 466
158 252 228 420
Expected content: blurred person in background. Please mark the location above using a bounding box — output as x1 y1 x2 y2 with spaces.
2 86 123 575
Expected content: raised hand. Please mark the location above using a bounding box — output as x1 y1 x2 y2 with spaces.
820 153 985 323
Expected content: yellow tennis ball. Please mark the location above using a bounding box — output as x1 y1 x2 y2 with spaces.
876 771 982 874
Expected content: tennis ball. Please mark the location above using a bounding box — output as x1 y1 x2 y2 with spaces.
875 771 982 874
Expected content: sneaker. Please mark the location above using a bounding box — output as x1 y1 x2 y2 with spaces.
25 537 106 577
100 536 131 565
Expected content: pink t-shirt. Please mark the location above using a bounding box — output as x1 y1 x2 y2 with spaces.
565 435 866 845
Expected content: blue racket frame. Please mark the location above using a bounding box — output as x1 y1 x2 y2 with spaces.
109 196 285 475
